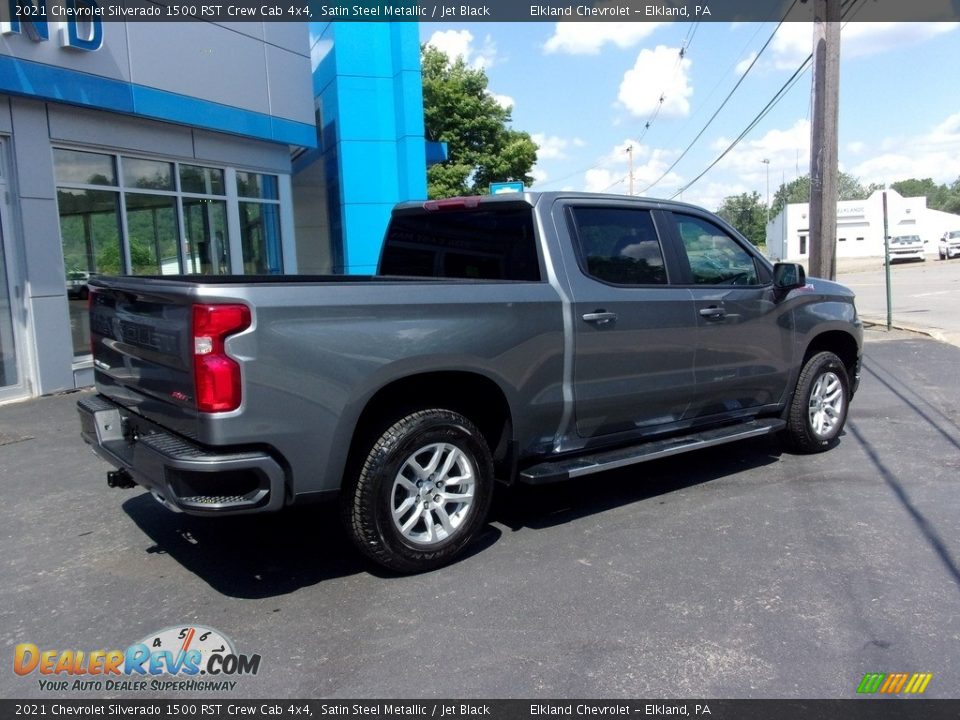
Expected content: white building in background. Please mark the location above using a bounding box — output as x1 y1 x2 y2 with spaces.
766 189 960 261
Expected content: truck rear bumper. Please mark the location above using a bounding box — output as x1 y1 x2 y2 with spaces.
78 394 285 515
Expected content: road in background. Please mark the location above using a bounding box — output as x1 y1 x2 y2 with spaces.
839 258 960 346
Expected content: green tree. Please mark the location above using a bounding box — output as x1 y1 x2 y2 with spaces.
769 172 880 218
716 191 768 246
421 46 537 198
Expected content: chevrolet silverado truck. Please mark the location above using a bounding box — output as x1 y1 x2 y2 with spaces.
78 192 862 573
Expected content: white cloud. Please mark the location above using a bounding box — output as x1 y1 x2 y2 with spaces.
585 168 625 193
618 46 693 118
530 168 549 185
735 51 758 76
581 139 682 195
531 133 585 161
772 22 959 70
490 93 514 110
710 119 811 179
544 22 663 55
426 29 499 69
851 111 960 185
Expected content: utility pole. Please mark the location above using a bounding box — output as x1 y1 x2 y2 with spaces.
626 144 634 196
808 0 841 280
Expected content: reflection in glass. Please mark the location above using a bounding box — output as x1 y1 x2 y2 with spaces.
125 194 180 275
180 165 225 196
57 188 122 356
0 218 19 388
122 157 174 191
237 172 278 200
183 198 229 275
240 202 282 274
53 149 116 186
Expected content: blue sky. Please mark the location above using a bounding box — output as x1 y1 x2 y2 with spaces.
419 21 960 210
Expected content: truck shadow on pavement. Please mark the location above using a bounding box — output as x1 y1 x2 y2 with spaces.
121 495 364 596
121 436 784 597
490 436 785 533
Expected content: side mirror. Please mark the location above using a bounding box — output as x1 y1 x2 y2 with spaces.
773 262 806 291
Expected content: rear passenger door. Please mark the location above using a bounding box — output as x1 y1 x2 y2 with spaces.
564 203 698 440
662 211 793 420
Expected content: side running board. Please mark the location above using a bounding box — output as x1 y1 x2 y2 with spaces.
519 418 785 485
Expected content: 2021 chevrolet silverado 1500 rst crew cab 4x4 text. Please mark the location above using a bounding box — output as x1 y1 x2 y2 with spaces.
78 192 863 573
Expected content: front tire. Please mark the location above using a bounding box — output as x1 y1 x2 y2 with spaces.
783 351 850 453
342 409 494 573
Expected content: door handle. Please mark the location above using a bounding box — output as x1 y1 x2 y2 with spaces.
582 311 618 325
698 306 726 319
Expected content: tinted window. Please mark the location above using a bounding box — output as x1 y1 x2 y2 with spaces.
569 207 667 285
381 207 540 281
674 214 758 286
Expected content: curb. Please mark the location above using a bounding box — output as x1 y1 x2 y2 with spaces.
859 315 954 347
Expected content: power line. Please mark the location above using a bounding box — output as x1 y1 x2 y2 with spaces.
636 2 798 195
538 24 700 191
669 0 867 199
635 23 700 146
669 56 813 199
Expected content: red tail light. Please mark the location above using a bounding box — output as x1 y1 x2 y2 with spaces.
192 304 251 413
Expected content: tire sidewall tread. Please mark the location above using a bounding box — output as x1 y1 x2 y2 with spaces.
342 409 494 574
783 350 850 454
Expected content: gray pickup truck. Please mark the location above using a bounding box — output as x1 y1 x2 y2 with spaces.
79 192 862 572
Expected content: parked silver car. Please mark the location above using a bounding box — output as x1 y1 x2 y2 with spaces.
939 230 960 260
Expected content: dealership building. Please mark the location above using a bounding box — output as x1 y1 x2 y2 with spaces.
0 19 429 403
766 189 960 261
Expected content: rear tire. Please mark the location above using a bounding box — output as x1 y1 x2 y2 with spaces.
782 351 850 454
342 409 494 573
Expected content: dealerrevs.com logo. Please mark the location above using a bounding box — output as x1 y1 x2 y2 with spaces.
14 625 261 692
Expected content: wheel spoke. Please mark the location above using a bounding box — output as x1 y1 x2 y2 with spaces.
393 496 416 520
435 506 455 536
420 446 445 477
422 509 436 542
400 505 422 534
436 446 460 481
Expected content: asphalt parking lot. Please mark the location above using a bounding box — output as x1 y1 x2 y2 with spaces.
1 327 959 700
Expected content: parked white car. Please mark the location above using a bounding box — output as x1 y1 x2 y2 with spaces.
888 234 925 262
940 230 960 260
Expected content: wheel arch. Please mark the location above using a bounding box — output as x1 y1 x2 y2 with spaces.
346 371 515 485
801 329 860 391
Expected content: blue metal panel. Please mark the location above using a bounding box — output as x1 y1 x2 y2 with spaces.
306 21 427 275
0 55 316 148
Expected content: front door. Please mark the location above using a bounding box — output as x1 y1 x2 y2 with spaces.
664 211 793 419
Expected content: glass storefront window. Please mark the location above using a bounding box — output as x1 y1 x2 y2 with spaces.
180 165 225 196
53 149 116 186
56 188 122 356
240 201 282 274
125 194 180 275
237 172 278 200
58 189 123 275
122 157 174 191
55 150 287 356
183 198 229 275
